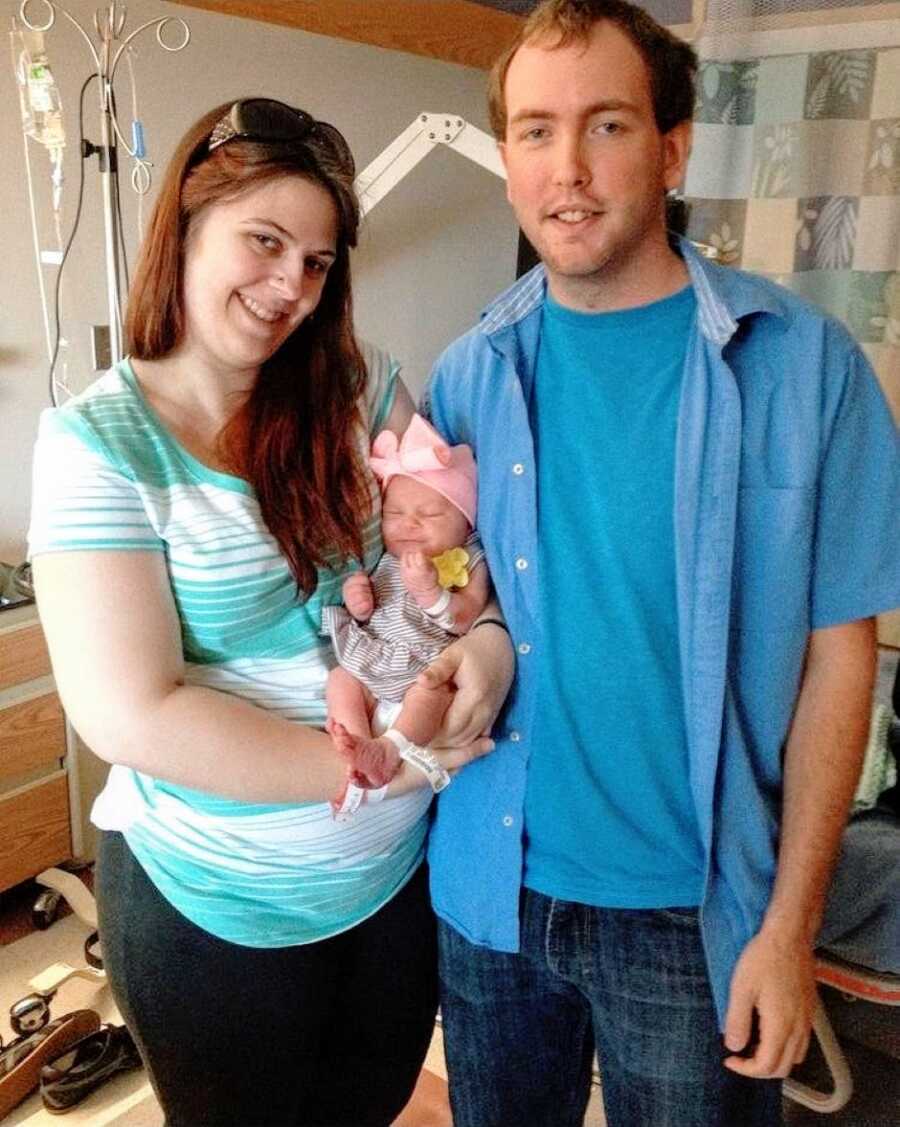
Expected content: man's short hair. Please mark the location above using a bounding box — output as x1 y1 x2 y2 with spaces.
488 0 697 139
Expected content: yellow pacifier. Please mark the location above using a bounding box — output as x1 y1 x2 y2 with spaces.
431 547 470 589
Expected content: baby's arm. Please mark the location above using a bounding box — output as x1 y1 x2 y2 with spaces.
400 556 490 635
343 572 375 622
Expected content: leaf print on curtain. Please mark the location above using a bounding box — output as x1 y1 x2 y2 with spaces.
697 60 758 125
805 51 875 121
795 197 859 271
751 124 797 197
865 120 900 195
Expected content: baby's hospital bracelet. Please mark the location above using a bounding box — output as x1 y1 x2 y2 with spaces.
422 589 456 631
383 728 451 793
331 775 388 822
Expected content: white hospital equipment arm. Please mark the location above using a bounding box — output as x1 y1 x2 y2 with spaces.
355 113 505 217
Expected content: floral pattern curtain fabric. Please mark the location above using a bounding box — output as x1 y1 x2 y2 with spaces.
683 40 899 415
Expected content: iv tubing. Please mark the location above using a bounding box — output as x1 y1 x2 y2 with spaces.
20 121 55 364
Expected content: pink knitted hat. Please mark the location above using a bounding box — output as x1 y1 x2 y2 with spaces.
369 414 477 527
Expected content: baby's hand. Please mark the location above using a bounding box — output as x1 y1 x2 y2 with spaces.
343 572 375 621
400 552 441 602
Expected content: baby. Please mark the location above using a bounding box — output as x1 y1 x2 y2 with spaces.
321 414 489 816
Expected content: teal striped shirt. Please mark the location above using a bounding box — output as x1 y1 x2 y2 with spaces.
28 345 432 946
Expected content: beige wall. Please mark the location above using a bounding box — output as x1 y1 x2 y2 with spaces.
0 0 517 560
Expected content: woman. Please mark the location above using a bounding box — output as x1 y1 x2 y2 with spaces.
29 98 511 1127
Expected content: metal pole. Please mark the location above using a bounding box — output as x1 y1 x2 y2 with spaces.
98 75 122 363
19 1 190 373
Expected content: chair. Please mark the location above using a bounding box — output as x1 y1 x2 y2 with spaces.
783 953 900 1113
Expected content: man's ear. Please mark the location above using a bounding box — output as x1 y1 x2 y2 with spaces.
663 119 692 192
498 140 511 203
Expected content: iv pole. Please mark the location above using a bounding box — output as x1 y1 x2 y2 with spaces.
19 0 190 366
16 1 188 929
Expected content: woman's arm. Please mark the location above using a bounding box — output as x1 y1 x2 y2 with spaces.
34 550 346 803
34 551 491 803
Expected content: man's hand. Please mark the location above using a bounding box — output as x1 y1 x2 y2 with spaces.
399 551 441 603
419 622 514 746
723 928 816 1078
342 573 375 621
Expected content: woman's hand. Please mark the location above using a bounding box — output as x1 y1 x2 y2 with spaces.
418 622 514 746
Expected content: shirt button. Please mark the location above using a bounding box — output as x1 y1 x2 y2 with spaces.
502 815 514 827
509 730 521 742
518 642 531 655
512 463 524 475
515 557 528 571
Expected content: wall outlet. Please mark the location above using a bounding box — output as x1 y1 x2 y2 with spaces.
91 325 112 371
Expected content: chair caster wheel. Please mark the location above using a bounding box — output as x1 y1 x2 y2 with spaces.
10 993 51 1036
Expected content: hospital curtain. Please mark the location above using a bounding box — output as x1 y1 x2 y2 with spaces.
681 5 900 421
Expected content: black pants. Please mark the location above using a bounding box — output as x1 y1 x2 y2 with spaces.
96 831 438 1127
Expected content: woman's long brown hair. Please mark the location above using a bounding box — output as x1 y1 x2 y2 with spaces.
125 102 372 597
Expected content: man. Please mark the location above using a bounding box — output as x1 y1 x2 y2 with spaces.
421 2 900 1124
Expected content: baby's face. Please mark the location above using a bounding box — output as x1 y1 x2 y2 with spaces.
381 475 470 558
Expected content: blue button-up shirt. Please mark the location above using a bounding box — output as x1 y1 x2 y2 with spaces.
424 239 900 1023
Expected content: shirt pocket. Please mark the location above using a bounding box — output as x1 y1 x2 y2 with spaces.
731 486 815 636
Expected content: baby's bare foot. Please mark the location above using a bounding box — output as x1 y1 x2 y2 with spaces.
329 721 400 787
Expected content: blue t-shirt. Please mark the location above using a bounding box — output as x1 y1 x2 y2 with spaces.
524 285 705 907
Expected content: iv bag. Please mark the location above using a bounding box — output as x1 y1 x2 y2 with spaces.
10 20 65 151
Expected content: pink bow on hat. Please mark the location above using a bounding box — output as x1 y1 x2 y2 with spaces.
370 414 477 527
370 414 451 476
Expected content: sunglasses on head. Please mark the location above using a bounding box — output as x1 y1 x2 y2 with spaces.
207 98 355 177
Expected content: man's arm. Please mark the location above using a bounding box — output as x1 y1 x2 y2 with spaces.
724 616 876 1078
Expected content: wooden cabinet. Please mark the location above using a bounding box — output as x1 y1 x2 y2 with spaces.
0 606 73 893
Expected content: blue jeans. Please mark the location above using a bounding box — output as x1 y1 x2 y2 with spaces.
438 889 782 1127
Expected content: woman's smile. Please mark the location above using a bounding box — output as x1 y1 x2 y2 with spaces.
236 291 289 324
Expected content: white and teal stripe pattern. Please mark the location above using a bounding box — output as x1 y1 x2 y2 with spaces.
29 344 434 947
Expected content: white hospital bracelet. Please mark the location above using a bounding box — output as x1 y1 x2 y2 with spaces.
421 589 456 630
422 589 451 616
383 728 451 793
331 779 388 823
332 780 365 821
